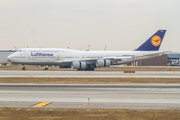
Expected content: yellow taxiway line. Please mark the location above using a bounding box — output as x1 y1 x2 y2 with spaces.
32 102 51 107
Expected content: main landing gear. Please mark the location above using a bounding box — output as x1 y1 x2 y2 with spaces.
22 65 26 70
77 68 95 71
43 66 48 70
84 68 94 71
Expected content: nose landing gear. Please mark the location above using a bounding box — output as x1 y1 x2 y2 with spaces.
22 65 26 70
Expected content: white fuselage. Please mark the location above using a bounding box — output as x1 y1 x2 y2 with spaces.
7 48 161 67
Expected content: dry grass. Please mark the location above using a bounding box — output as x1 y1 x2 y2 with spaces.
0 77 180 84
0 108 180 120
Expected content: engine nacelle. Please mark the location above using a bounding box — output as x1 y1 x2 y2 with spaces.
72 61 87 69
96 59 111 67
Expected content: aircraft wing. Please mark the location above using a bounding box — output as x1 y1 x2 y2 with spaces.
55 58 98 63
55 51 169 64
55 57 131 63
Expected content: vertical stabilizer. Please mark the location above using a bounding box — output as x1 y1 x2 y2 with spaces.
135 30 166 51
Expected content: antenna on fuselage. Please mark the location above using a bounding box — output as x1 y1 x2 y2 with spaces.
88 45 90 51
104 45 107 51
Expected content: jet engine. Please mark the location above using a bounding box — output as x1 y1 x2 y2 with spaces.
72 61 87 69
96 59 111 67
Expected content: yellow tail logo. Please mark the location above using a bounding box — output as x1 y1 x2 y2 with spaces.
151 35 161 46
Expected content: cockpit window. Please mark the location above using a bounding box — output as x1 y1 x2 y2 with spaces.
17 50 22 52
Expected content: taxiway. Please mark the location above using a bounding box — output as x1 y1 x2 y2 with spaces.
0 84 180 109
0 70 180 78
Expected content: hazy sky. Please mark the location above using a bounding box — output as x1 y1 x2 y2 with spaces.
0 0 179 52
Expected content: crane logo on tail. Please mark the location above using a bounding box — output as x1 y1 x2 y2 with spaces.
151 35 161 47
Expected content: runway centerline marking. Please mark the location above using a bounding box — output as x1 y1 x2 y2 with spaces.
27 75 31 77
128 76 134 78
32 102 51 107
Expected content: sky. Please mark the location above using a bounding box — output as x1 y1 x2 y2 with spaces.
0 0 180 52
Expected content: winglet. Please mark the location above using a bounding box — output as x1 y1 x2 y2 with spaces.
135 30 166 51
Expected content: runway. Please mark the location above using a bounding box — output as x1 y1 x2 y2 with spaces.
0 84 180 109
0 70 180 78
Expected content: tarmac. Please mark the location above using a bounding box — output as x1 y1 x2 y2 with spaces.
0 84 180 109
0 70 180 78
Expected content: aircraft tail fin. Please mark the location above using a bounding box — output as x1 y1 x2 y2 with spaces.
135 30 166 51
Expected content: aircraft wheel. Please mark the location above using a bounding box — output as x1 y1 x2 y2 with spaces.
22 67 26 70
84 68 94 71
77 69 83 71
44 67 48 70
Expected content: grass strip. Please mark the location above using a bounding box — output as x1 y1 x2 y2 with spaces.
0 77 180 84
0 108 180 120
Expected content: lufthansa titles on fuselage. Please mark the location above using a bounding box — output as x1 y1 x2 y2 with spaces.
31 53 53 57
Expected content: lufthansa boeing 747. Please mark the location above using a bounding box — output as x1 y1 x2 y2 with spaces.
7 30 167 71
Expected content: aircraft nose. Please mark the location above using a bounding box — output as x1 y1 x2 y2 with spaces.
7 54 13 62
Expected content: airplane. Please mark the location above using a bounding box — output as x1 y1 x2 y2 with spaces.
7 30 167 71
